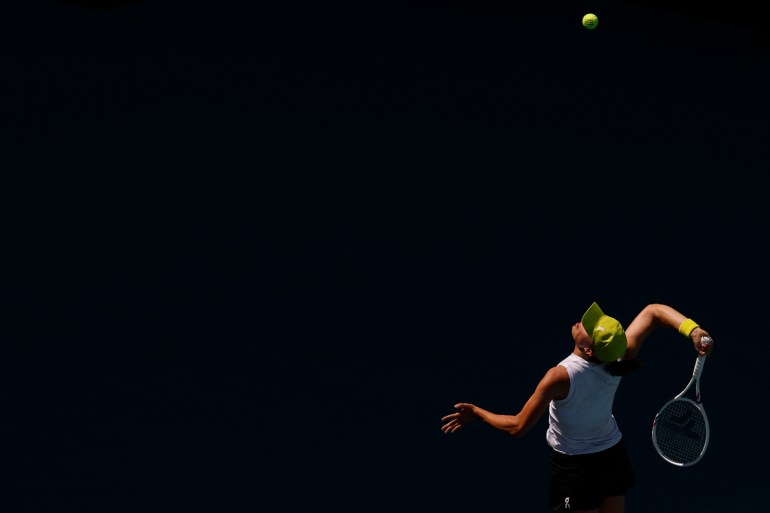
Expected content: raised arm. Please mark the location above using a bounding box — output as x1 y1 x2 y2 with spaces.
623 303 714 360
441 366 569 438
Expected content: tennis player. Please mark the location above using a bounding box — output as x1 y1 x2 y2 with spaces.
440 302 715 513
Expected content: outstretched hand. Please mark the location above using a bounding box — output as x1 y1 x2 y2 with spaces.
441 403 476 434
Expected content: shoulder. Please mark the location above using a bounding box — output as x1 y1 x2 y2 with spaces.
537 365 570 401
544 364 569 382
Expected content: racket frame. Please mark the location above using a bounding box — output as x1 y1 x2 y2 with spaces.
651 353 710 467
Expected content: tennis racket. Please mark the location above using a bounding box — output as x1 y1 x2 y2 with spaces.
651 336 713 467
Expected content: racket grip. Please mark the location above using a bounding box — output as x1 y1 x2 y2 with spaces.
700 336 713 347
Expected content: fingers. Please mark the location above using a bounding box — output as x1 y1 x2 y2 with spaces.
441 419 462 434
441 411 462 434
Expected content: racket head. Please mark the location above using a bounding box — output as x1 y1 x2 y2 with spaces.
652 397 710 467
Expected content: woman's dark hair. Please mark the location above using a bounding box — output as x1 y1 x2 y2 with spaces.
604 358 643 376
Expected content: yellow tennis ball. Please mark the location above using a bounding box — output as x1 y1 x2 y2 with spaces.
582 13 598 30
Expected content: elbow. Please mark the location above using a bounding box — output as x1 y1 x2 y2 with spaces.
507 425 528 438
646 304 667 324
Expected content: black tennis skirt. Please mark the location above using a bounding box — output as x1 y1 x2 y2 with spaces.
548 438 636 511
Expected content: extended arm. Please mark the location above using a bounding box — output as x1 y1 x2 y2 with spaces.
623 303 714 360
441 366 569 438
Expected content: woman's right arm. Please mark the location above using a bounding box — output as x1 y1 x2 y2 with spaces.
624 303 714 360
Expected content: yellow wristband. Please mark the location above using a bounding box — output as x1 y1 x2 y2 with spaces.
678 318 699 337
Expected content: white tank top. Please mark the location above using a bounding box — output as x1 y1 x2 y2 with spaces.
546 353 623 455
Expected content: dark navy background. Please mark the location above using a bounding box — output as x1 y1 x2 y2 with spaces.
4 1 769 512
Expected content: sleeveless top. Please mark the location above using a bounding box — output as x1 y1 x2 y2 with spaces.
546 353 623 455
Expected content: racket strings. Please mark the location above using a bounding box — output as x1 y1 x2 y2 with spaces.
653 400 707 465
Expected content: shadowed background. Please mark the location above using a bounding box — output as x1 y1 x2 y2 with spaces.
4 1 769 512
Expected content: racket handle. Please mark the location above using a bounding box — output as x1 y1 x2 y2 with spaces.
700 335 713 356
693 354 706 377
693 337 711 379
